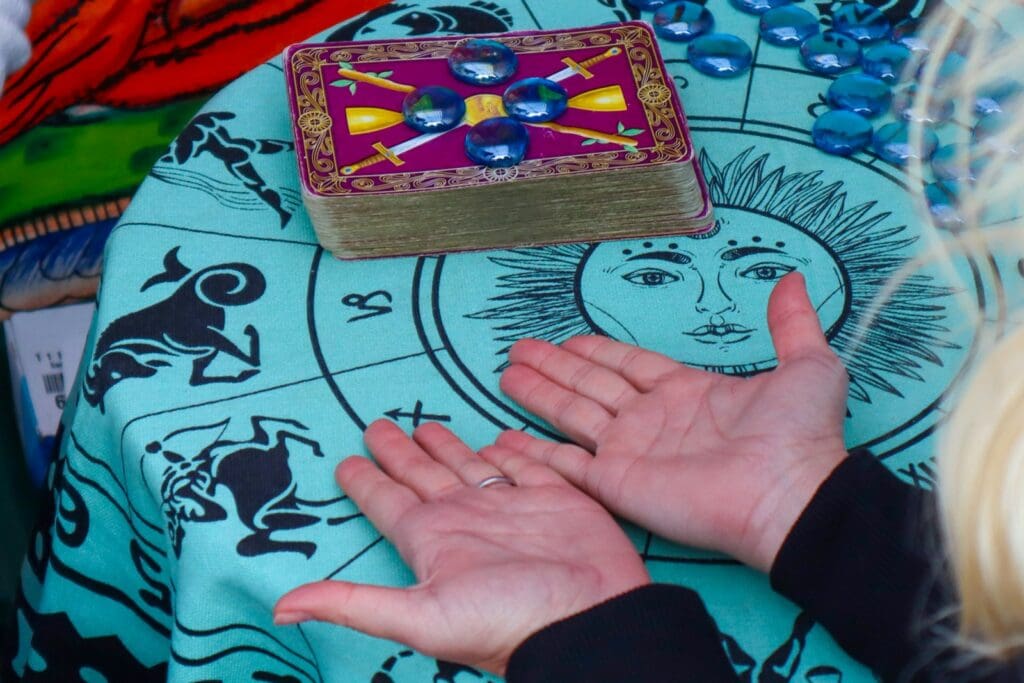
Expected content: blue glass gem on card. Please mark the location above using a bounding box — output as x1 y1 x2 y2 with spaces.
827 73 891 118
402 86 467 133
873 121 938 165
449 39 518 86
832 3 891 43
892 85 954 125
626 0 668 9
729 0 790 15
812 110 872 156
800 32 861 74
654 2 714 42
688 33 753 77
465 117 529 167
862 43 911 83
503 78 569 123
759 6 819 46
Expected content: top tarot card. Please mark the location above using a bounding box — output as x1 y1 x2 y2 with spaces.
285 22 705 198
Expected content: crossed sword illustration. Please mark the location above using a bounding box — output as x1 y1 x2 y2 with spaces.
337 47 637 175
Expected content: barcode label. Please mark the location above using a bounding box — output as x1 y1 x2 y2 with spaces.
42 372 64 395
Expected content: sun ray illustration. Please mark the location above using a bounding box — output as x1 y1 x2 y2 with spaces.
467 147 960 406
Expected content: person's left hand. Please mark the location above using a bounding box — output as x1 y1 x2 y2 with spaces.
273 420 650 677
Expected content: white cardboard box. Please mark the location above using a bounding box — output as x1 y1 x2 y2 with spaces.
4 303 95 486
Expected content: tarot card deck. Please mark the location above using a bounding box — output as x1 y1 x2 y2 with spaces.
284 21 713 259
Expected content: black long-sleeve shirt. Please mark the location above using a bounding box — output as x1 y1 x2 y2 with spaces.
507 452 1024 682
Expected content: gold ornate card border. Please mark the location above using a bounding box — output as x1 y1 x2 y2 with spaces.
286 23 692 196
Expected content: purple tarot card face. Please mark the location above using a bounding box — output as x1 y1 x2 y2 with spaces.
286 22 698 196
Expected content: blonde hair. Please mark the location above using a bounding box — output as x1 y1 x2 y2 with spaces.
901 0 1024 659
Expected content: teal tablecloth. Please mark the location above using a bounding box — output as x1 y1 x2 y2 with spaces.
8 1 1019 680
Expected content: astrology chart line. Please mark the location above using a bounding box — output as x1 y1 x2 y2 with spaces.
519 0 542 29
677 59 841 83
117 348 449 455
643 553 740 566
739 35 763 132
640 531 739 566
689 115 812 139
113 221 321 248
325 534 385 580
296 622 325 683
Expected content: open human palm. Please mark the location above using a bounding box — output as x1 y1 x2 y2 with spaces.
274 420 649 676
497 273 850 571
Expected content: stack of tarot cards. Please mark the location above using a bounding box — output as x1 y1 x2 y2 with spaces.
284 21 713 259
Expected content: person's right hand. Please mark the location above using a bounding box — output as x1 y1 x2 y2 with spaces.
496 273 849 572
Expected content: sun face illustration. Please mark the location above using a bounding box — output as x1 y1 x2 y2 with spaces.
576 224 847 372
464 148 959 405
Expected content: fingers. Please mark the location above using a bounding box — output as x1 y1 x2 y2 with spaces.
335 455 420 536
559 336 685 391
494 430 593 491
478 444 569 488
499 365 612 451
767 272 834 364
363 420 463 500
412 422 504 488
507 339 640 413
275 580 424 647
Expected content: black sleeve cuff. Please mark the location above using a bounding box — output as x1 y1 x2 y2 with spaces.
506 584 738 683
769 450 945 681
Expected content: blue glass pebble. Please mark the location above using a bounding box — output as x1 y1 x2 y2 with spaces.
924 181 964 230
687 34 753 78
800 32 861 75
503 78 569 123
449 39 518 86
931 145 967 181
974 112 1008 143
974 112 1017 154
973 154 993 180
916 52 965 87
862 43 911 83
654 2 714 42
932 144 989 182
729 0 790 15
975 81 1022 116
891 19 929 54
402 86 466 133
975 96 1001 117
872 121 938 165
759 6 819 46
465 117 529 168
827 73 891 118
626 0 668 9
812 110 873 156
832 3 891 44
892 85 954 125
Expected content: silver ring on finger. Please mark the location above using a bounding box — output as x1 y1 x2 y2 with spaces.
477 475 516 489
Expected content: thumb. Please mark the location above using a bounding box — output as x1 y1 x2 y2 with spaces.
767 272 831 364
275 580 425 645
